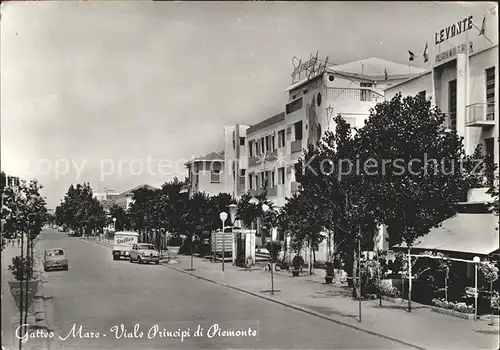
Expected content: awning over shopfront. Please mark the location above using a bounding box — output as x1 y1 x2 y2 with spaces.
394 213 499 256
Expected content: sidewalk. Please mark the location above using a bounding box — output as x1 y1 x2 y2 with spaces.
1 243 49 350
88 239 499 349
164 255 498 350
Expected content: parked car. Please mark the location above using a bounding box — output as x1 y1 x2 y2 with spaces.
129 243 160 264
44 248 68 271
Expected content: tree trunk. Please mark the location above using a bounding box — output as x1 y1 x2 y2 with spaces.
352 249 358 298
407 247 412 313
308 241 313 275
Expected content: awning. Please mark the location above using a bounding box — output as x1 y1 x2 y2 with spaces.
394 213 499 256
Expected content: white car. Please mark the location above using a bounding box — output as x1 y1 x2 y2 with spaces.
129 243 160 264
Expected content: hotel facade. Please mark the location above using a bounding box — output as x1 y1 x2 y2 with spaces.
385 11 498 166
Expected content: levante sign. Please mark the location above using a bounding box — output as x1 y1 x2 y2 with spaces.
434 15 473 45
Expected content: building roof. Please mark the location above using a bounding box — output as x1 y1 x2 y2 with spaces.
185 151 225 166
247 112 285 135
286 56 427 92
119 184 158 197
330 57 427 79
394 213 499 256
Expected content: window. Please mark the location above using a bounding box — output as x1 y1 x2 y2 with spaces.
278 167 285 185
286 97 303 114
486 67 495 120
271 134 276 151
261 138 265 154
271 170 275 187
448 79 457 131
278 130 285 148
360 82 373 87
240 169 246 176
249 140 254 156
249 174 253 189
265 135 271 152
418 90 426 99
239 137 245 146
294 121 303 140
256 141 260 155
210 170 221 183
256 175 260 189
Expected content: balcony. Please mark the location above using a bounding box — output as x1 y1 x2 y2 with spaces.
266 149 278 161
248 156 260 167
326 87 384 103
466 103 495 128
291 140 302 154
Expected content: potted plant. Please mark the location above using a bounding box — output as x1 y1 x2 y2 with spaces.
325 262 335 284
8 256 40 312
490 291 500 326
291 255 303 277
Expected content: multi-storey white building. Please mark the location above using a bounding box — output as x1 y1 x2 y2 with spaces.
241 56 426 256
185 151 226 197
224 124 250 199
385 10 498 166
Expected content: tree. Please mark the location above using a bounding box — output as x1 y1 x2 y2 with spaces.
236 191 274 236
56 183 105 236
355 93 471 311
109 205 129 231
295 115 377 295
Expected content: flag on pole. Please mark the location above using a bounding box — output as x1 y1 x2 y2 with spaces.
479 15 485 35
384 68 388 80
423 43 429 63
408 50 415 61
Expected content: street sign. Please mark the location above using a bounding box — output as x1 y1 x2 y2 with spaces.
211 232 232 253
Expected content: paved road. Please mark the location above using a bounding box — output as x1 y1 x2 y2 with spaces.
35 228 407 349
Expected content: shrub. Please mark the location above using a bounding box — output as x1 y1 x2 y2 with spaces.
325 262 335 277
292 255 304 270
491 291 500 315
379 284 401 298
478 261 499 286
432 298 474 314
8 256 34 281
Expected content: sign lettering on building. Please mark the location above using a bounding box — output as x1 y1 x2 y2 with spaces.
435 41 473 63
434 15 473 45
291 51 329 84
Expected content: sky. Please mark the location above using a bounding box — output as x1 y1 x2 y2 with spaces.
0 1 495 209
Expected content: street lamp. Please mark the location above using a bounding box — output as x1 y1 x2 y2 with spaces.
262 203 276 296
220 212 228 271
326 105 334 129
473 256 480 321
112 217 116 231
228 204 238 225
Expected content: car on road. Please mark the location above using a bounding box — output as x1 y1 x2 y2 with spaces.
129 243 160 264
44 248 68 271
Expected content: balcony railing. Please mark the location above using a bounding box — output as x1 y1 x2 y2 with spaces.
466 103 495 127
266 149 278 161
248 156 260 167
291 140 302 154
326 87 384 103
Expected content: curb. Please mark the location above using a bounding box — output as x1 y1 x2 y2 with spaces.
161 262 426 350
87 238 424 349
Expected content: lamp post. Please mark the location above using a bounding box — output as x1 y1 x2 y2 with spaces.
219 212 228 271
473 256 480 321
228 204 238 266
262 203 275 295
113 217 116 231
326 105 334 130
